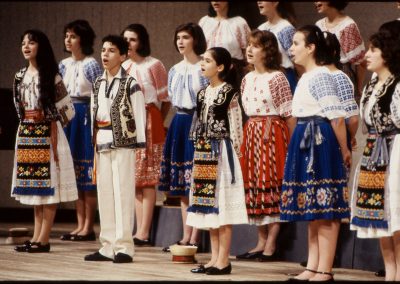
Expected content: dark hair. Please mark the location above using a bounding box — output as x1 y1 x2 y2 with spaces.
276 2 297 27
378 20 400 41
21 29 59 111
323 31 342 69
369 31 400 77
102 35 128 56
173 23 207 56
297 25 328 66
248 29 281 71
121 23 151 57
63 19 96 55
327 1 348 11
207 47 237 86
207 1 241 18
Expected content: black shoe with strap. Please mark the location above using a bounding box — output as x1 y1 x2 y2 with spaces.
236 250 263 260
14 240 33 252
162 240 188 252
206 263 232 275
71 231 96 241
26 242 50 253
190 264 211 274
133 237 152 247
60 233 76 241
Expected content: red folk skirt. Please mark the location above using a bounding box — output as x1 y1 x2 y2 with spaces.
135 103 165 188
240 116 289 220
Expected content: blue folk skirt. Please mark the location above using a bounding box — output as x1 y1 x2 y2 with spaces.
158 112 194 196
280 117 350 221
64 101 96 191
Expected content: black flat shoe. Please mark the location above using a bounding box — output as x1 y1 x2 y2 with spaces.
375 269 385 277
258 253 276 262
84 251 113 261
113 252 133 263
191 265 211 274
206 263 232 275
71 231 96 241
236 250 263 260
162 240 188 252
133 237 152 247
27 242 50 253
14 240 33 252
60 233 76 241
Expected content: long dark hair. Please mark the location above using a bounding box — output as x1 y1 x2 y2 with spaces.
21 29 59 110
297 25 328 66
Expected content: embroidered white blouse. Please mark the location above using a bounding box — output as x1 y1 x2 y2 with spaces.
122 56 168 106
199 15 251 60
168 60 208 110
59 56 102 98
258 19 296 69
292 66 346 119
316 16 365 65
241 71 292 117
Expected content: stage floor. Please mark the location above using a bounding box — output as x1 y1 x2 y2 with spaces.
0 222 381 282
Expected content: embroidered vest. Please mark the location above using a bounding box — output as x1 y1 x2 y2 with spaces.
362 75 400 134
92 75 142 148
192 83 238 140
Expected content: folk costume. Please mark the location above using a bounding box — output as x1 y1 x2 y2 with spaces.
280 66 350 221
91 67 146 259
59 56 102 191
122 57 168 188
11 68 78 205
186 83 248 229
240 71 292 225
258 19 298 93
350 76 400 238
158 60 208 196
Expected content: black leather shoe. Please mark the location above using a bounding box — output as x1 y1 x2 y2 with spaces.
60 233 76 241
113 253 133 263
14 240 32 252
206 263 232 275
71 231 96 241
133 237 152 247
258 253 276 262
191 265 211 273
84 251 113 261
236 250 263 260
26 242 50 253
162 240 188 252
375 269 385 277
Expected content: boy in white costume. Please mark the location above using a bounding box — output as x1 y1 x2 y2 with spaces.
84 35 146 263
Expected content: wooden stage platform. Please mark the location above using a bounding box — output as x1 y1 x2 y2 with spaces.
0 222 382 282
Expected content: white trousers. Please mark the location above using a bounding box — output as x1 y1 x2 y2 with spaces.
96 148 135 258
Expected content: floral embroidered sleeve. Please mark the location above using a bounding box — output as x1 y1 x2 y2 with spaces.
390 82 400 128
334 72 358 119
228 92 243 156
83 59 103 84
339 22 365 64
278 25 296 56
271 72 292 117
235 17 251 50
54 75 75 126
309 72 346 120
